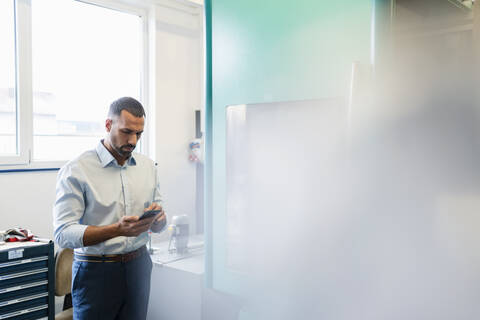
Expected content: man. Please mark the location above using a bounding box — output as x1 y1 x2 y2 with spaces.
53 97 166 320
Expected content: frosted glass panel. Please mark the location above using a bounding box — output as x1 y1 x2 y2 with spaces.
209 0 374 295
226 96 480 319
226 99 348 271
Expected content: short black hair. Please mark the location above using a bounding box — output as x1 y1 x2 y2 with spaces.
108 97 145 118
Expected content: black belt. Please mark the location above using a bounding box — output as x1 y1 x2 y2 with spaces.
74 245 147 263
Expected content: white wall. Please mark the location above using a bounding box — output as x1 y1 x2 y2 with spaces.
0 0 204 242
150 1 203 239
0 170 57 238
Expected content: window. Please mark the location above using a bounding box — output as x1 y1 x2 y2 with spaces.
0 0 147 168
0 1 17 156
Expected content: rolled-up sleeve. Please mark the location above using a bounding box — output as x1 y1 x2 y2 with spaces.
53 164 88 248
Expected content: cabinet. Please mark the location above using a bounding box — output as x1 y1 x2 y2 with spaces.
0 242 54 320
147 236 204 320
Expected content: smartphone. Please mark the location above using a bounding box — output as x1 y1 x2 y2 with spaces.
139 209 162 220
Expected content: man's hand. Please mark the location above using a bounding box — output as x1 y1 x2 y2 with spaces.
83 215 156 247
82 204 166 247
116 215 156 237
145 202 166 233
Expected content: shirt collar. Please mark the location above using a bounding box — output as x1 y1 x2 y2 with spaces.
96 140 137 168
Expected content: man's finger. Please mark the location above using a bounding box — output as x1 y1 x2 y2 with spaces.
144 204 154 212
155 213 166 222
135 222 151 231
151 202 162 210
124 215 139 222
131 223 151 234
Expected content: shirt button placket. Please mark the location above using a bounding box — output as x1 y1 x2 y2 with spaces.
121 166 131 250
124 167 130 215
122 167 128 215
119 167 126 216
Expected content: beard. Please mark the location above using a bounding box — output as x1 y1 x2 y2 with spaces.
112 143 136 158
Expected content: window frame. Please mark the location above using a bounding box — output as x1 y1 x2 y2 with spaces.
0 0 32 167
0 0 150 171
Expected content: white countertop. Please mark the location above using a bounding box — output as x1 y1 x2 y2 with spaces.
149 234 204 275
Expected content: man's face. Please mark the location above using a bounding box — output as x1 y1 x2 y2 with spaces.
106 110 145 159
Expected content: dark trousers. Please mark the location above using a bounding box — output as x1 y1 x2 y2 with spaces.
71 249 153 320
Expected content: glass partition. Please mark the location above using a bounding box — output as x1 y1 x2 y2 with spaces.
225 94 480 319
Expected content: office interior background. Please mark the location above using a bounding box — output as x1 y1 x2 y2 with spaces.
1 0 480 319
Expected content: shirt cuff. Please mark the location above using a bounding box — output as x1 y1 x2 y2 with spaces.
58 224 88 248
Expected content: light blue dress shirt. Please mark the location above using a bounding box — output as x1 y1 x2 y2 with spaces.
53 141 162 255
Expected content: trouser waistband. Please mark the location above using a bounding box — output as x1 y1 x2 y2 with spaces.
74 245 147 263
